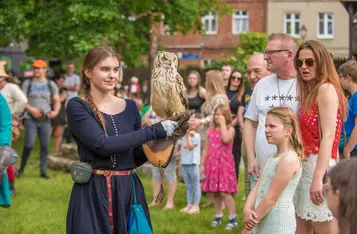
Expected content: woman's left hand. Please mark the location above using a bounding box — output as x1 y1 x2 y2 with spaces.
310 178 324 205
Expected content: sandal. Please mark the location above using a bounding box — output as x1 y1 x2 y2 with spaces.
211 217 222 227
180 206 191 213
225 219 238 230
186 206 200 214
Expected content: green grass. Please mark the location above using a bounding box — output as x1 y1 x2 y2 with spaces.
0 132 246 234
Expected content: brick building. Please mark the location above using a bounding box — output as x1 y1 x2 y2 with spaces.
158 0 268 68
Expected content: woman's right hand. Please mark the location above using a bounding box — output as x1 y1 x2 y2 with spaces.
160 120 179 138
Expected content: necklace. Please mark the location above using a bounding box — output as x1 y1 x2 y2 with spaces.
277 77 296 105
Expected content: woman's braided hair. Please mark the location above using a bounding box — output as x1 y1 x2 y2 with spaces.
81 46 120 136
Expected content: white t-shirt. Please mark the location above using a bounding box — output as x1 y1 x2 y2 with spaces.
244 74 298 169
0 83 28 117
64 74 80 100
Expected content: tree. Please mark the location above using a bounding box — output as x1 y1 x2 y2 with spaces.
206 31 268 79
0 0 230 67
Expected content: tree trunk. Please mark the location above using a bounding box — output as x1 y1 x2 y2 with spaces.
148 21 159 100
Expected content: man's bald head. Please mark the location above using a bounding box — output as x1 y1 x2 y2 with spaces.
248 54 265 68
247 53 271 87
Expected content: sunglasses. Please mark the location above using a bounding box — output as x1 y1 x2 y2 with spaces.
231 76 242 81
295 58 316 68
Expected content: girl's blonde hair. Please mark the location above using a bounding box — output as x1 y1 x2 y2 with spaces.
267 106 304 160
205 70 226 103
212 104 232 129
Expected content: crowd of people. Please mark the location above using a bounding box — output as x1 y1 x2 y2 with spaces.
0 32 357 234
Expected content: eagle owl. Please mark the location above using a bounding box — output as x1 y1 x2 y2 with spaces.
151 51 189 119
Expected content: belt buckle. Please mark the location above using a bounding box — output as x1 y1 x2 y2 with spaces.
104 170 112 177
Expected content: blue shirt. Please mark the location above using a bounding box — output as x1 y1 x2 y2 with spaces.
66 97 166 170
180 133 201 165
344 92 357 150
0 93 12 146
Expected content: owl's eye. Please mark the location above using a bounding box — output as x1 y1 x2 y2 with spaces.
173 58 176 62
162 56 167 61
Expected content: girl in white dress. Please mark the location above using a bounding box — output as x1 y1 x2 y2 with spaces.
242 106 302 234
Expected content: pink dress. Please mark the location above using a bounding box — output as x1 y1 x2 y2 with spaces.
201 128 237 194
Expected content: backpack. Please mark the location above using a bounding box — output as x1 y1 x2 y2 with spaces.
20 79 55 120
26 78 54 98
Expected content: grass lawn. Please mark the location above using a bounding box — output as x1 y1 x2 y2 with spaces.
0 133 246 234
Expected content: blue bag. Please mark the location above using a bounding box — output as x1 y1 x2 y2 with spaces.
127 174 153 234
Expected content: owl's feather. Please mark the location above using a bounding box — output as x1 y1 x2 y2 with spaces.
150 52 188 119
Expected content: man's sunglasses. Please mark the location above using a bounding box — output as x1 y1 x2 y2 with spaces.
295 58 316 68
263 49 289 57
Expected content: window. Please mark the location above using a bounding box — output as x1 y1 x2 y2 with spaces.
201 59 214 68
232 10 249 34
202 12 217 34
284 13 300 37
318 13 334 38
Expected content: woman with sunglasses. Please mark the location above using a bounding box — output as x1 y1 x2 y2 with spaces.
226 70 245 180
293 40 347 234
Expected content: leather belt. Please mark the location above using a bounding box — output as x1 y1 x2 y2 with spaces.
93 169 132 234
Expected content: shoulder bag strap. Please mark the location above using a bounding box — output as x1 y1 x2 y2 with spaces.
131 173 137 205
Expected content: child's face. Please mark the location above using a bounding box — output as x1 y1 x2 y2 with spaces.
213 108 225 126
265 114 290 145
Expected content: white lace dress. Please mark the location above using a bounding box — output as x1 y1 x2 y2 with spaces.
253 153 302 234
293 154 336 222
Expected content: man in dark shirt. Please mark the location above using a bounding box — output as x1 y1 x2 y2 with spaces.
238 54 270 198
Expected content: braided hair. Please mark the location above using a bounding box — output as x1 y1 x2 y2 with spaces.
81 46 120 136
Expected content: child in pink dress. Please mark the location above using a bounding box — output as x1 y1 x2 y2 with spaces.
201 104 238 230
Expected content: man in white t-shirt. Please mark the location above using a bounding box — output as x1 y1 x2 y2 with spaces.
64 63 80 100
243 33 299 187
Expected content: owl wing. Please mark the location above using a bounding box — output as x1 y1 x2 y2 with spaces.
175 73 189 110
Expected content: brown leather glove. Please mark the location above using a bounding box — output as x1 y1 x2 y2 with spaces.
168 110 194 142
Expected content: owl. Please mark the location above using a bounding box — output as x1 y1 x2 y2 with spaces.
151 51 189 119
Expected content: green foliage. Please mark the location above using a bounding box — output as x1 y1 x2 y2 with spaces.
205 31 268 77
0 0 230 68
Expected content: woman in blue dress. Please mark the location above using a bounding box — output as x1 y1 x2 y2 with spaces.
66 46 179 234
0 93 12 207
